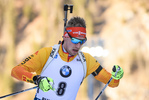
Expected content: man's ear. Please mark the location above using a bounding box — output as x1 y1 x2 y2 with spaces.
63 36 67 41
62 36 65 39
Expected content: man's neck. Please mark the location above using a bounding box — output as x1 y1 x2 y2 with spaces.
62 45 73 57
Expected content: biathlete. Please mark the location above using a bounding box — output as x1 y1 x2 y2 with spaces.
11 16 124 100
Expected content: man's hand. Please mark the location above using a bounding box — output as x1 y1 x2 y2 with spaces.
33 75 55 92
111 65 124 80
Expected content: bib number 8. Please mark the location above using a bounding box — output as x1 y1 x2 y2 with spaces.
57 82 67 96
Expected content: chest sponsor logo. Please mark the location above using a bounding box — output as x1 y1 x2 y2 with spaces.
76 59 81 61
60 65 72 78
41 97 50 100
54 54 58 59
50 48 56 58
79 52 86 62
21 55 34 65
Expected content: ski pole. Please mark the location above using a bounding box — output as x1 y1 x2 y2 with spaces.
95 66 120 100
0 86 37 99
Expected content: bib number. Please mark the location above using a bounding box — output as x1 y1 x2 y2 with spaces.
57 82 67 96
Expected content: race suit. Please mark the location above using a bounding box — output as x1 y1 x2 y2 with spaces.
11 43 119 100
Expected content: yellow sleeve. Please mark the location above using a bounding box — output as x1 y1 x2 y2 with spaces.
84 52 119 87
11 47 52 83
94 68 120 87
83 52 100 77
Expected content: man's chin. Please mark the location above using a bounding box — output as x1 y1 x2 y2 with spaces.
70 52 77 56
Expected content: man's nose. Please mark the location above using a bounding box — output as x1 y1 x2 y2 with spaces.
75 42 81 48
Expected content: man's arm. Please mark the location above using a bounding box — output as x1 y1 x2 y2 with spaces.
84 52 120 87
11 65 36 83
92 65 120 87
11 47 52 83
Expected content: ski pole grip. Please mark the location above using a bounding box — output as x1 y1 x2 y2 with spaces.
112 65 121 77
112 66 116 72
112 65 120 72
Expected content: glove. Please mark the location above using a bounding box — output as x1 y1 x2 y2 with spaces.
111 65 124 80
33 75 55 92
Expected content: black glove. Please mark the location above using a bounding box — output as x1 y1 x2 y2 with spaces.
33 75 42 85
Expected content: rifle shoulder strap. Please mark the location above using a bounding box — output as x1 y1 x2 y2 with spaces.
41 44 60 74
78 51 87 78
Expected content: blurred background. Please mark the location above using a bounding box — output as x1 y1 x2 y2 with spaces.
0 0 149 100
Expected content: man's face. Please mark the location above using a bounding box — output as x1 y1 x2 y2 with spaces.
63 37 84 56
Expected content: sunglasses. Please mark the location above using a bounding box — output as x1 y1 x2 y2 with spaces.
65 29 87 44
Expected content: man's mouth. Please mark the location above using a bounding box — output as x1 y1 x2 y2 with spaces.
73 49 79 52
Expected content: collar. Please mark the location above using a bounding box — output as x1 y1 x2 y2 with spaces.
58 44 77 62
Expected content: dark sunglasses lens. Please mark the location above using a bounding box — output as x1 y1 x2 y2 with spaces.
82 39 86 44
71 38 79 44
71 38 86 44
